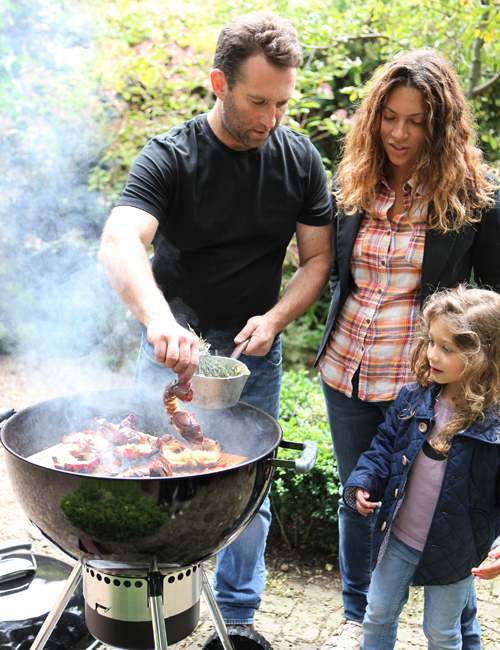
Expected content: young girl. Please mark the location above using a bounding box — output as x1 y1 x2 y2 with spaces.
344 285 500 650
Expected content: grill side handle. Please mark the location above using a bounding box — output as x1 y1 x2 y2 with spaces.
270 439 318 474
0 540 37 585
0 407 15 425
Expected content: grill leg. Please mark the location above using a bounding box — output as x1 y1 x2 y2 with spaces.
201 567 234 650
29 560 83 650
148 558 169 650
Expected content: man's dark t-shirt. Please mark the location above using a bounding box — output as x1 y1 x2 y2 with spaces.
115 114 331 350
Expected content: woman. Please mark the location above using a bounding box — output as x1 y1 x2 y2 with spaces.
316 49 500 650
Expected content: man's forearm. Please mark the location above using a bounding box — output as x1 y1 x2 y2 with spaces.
98 229 175 329
98 206 199 379
264 253 332 334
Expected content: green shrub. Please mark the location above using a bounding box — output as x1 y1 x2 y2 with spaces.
60 479 168 541
271 369 340 554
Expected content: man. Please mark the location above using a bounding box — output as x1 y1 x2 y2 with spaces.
98 10 332 635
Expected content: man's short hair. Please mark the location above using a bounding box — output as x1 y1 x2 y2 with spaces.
213 11 303 89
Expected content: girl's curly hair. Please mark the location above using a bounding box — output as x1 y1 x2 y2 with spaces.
336 49 496 233
411 285 500 451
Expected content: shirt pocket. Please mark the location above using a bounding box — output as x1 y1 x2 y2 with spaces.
404 229 425 269
354 221 380 265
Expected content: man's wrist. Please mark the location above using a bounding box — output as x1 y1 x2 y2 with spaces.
144 304 176 329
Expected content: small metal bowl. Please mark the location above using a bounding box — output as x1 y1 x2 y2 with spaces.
191 357 251 409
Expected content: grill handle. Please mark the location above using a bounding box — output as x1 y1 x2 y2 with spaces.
0 540 37 585
0 540 33 556
271 439 318 474
0 407 15 425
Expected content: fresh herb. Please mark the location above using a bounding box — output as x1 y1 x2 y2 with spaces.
190 328 244 378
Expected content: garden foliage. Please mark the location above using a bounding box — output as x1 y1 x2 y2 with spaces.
0 0 120 356
272 369 340 554
1 0 500 363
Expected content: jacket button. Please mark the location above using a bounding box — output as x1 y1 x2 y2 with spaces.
395 489 398 498
402 455 408 466
419 422 427 433
381 521 387 531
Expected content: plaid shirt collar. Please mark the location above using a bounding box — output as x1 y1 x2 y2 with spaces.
378 174 427 222
380 173 426 196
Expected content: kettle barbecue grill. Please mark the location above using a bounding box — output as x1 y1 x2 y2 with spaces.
0 389 317 650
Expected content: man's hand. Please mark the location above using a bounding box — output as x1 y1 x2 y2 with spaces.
234 315 278 357
147 316 199 382
355 488 379 516
472 546 500 580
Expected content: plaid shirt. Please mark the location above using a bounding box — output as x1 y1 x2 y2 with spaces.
319 177 428 401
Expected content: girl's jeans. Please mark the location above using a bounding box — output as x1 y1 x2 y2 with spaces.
361 533 476 650
135 329 282 625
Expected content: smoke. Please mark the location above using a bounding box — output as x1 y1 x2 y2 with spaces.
0 0 135 366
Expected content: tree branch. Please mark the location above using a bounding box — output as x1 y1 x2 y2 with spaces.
301 32 392 49
270 495 292 550
466 0 490 97
471 70 500 97
300 32 394 72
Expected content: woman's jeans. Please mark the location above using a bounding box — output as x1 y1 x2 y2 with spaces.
135 329 282 625
321 374 391 623
361 533 475 650
321 375 481 649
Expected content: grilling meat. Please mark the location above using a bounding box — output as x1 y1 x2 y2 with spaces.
157 435 198 471
44 383 243 477
156 435 222 472
62 430 109 453
163 380 203 445
114 436 158 459
46 413 242 478
52 443 101 474
149 455 174 477
194 438 223 468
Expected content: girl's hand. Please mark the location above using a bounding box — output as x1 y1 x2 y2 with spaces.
472 546 500 580
355 488 379 516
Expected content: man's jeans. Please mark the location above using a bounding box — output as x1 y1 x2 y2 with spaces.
135 330 282 625
321 375 481 649
361 533 475 650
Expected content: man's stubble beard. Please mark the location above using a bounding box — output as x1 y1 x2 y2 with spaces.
221 91 278 150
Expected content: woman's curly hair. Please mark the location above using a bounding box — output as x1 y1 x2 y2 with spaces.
336 49 497 233
411 285 500 452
